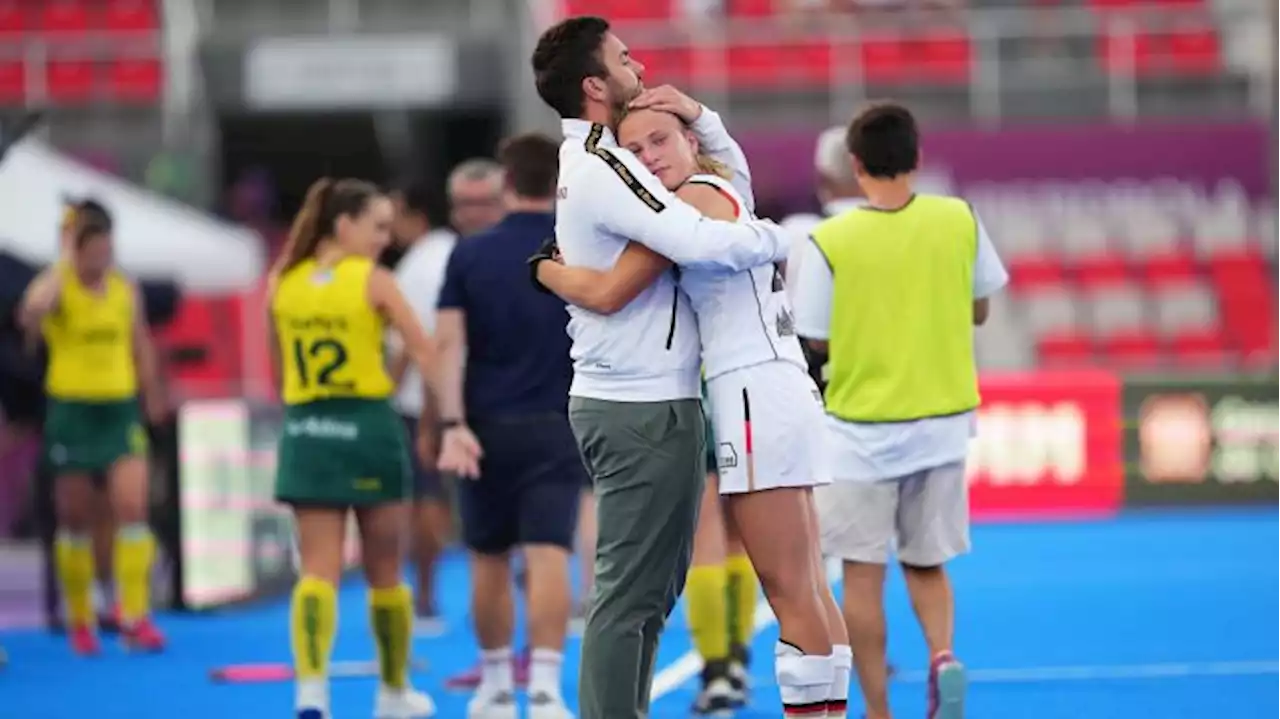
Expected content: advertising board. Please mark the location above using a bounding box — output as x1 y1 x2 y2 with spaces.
177 400 359 610
968 370 1124 520
1122 375 1279 507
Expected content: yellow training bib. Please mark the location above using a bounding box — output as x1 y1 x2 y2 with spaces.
272 256 394 405
812 194 980 423
43 266 137 401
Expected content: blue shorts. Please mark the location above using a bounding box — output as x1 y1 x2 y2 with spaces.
457 413 589 555
400 414 447 501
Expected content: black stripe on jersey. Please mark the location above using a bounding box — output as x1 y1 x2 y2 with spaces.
808 234 833 273
585 124 666 213
746 270 781 362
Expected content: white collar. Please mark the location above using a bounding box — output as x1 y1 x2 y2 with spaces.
561 119 616 147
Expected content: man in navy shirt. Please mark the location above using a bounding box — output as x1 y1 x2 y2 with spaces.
433 133 583 719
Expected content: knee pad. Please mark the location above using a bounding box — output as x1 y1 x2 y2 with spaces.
775 641 835 696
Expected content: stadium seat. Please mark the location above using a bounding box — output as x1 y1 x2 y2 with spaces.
859 35 909 83
0 1 26 35
0 60 23 104
1074 252 1131 288
1166 29 1221 74
1168 329 1231 367
39 0 91 34
102 0 160 31
1140 250 1199 286
1153 280 1218 337
1008 255 1066 290
634 45 694 85
728 0 776 17
44 58 96 103
1102 331 1163 368
914 31 972 82
1087 285 1148 340
728 41 831 86
1037 332 1095 367
107 57 162 102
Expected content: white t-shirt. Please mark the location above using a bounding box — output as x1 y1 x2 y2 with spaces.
680 174 807 379
390 230 457 416
791 206 1010 482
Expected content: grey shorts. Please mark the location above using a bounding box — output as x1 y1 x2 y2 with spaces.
814 460 970 567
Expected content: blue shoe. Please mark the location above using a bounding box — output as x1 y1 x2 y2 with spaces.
928 652 966 719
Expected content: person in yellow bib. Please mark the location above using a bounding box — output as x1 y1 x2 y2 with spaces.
792 103 1009 719
19 206 168 656
269 177 439 719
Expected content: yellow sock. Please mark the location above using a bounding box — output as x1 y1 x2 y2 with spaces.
686 564 730 663
55 533 95 627
725 553 758 650
369 584 413 689
290 576 338 681
113 523 155 625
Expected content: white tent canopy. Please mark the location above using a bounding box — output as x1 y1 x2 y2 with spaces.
0 139 265 293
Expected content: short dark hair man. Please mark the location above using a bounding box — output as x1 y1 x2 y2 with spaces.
432 132 584 719
529 15 792 719
794 102 1010 719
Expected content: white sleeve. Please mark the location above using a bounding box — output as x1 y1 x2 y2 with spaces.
972 213 1009 299
792 237 835 340
688 106 755 213
587 148 789 271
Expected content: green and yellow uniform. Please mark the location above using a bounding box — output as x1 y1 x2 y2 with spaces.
272 255 410 506
811 195 980 423
42 264 145 473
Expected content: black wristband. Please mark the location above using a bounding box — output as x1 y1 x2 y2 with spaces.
439 419 463 430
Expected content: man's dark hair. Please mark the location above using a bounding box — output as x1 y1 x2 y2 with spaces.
498 133 559 199
845 103 920 179
392 179 432 218
531 16 611 119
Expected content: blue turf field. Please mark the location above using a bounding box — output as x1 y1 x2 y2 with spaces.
2 510 1277 718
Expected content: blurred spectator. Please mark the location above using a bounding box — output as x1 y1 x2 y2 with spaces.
447 159 506 238
227 167 284 260
144 151 197 204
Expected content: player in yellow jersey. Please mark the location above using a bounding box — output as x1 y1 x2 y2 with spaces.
19 207 167 656
685 375 759 716
269 178 439 719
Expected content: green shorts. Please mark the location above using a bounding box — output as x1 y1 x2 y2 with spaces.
275 398 411 507
44 398 146 474
701 380 717 474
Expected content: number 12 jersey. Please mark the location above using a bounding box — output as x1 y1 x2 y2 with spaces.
272 255 394 405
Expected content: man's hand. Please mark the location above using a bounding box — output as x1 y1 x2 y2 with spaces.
629 85 703 124
527 237 560 294
415 427 438 469
437 425 483 479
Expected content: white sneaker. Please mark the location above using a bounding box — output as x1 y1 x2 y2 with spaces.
296 679 330 719
528 691 575 719
374 686 436 719
466 690 518 719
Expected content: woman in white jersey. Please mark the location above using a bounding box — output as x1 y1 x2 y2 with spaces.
535 106 851 719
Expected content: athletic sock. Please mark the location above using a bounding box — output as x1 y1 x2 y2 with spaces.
369 584 413 691
55 532 95 628
529 647 564 699
290 576 338 685
725 553 757 650
828 644 853 719
113 523 155 625
479 646 515 697
776 640 835 718
685 564 730 664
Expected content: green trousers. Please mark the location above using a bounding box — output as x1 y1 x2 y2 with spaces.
569 397 706 719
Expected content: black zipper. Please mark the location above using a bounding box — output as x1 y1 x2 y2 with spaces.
664 284 678 349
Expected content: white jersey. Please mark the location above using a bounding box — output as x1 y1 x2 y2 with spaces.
680 174 808 380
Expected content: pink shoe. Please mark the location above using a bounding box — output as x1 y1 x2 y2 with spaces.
444 648 531 691
926 651 966 719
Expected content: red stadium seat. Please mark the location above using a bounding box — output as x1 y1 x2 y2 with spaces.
914 31 972 82
728 0 777 17
1008 255 1066 291
44 58 95 102
1073 252 1131 288
1167 29 1220 74
634 45 695 85
859 35 909 83
0 1 26 35
0 59 24 103
40 0 90 34
1102 331 1163 368
103 0 160 31
728 41 831 86
1168 329 1230 367
1140 250 1199 286
1037 332 1095 367
107 57 162 102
